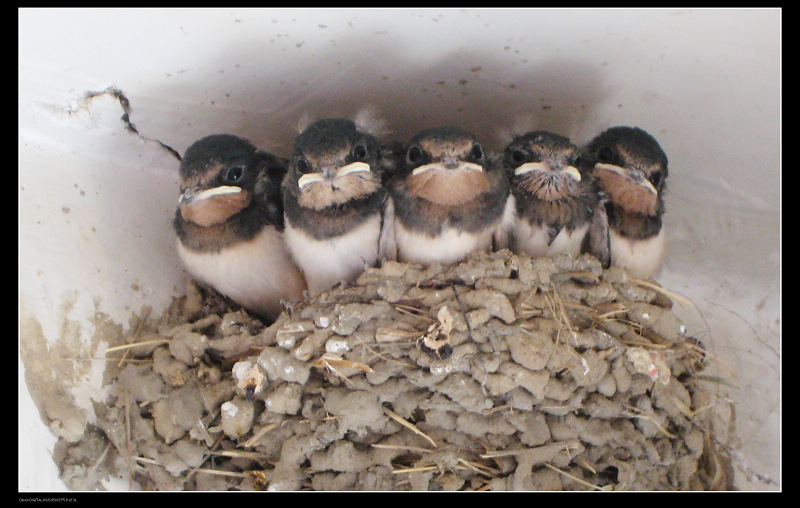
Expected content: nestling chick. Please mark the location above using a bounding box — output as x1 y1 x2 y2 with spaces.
386 126 515 266
584 126 669 279
174 134 306 322
282 114 394 294
503 130 610 267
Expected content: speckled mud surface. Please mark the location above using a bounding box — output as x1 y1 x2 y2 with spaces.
52 250 735 491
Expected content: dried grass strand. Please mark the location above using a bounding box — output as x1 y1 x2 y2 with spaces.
391 465 438 475
105 339 170 353
622 404 677 439
543 463 607 491
382 406 438 448
629 278 695 308
242 423 279 448
371 443 436 454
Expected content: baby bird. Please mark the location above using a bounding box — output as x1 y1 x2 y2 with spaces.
584 126 669 279
281 114 393 295
174 134 306 322
386 126 515 266
503 130 610 266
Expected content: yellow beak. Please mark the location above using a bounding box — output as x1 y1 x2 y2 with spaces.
297 161 372 189
594 162 657 194
411 161 483 176
514 162 582 182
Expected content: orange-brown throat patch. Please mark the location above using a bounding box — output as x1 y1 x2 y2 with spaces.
296 173 381 210
406 168 490 206
180 191 251 227
594 169 658 216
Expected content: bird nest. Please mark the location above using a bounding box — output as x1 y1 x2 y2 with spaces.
54 250 735 491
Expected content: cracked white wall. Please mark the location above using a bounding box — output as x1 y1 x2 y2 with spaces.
19 8 780 491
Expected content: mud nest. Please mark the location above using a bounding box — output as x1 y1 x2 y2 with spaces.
54 250 734 491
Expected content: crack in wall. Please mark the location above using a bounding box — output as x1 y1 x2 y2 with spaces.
84 86 182 161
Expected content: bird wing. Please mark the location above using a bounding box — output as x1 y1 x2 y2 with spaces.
583 195 611 268
492 193 517 252
378 193 398 263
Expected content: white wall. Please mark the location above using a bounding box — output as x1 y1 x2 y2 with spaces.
19 8 780 491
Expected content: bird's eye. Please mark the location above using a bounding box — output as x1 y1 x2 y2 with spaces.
296 158 311 173
407 145 423 164
510 149 527 165
352 144 368 161
649 171 663 189
224 166 245 183
597 147 615 163
470 143 484 161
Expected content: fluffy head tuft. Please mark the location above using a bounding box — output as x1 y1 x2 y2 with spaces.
296 107 390 138
353 106 391 138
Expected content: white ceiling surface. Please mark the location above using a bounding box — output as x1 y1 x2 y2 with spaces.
19 8 780 491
